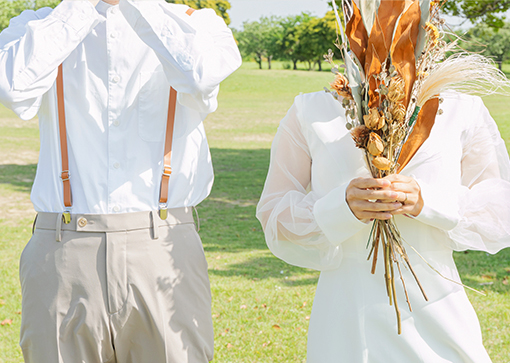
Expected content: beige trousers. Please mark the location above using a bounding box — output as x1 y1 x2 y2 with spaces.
19 209 213 363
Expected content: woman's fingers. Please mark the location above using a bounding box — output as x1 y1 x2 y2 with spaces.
349 177 391 190
349 200 402 212
350 187 399 201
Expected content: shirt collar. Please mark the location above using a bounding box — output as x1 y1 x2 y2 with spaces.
95 1 116 17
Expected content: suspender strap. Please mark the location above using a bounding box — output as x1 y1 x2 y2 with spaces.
57 65 72 223
159 87 177 220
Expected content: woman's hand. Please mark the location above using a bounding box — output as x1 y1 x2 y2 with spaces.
383 174 424 217
346 175 424 221
346 178 403 221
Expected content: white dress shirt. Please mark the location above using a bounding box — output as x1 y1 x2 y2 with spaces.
0 0 241 214
257 91 510 362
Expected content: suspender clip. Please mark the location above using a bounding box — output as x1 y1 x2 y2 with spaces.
62 210 72 224
159 204 168 220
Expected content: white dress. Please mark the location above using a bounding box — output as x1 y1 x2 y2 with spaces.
256 91 510 363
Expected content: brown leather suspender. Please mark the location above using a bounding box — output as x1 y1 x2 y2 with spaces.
57 65 73 224
158 87 177 220
56 67 178 222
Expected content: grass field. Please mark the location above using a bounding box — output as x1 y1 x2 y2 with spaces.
1 62 510 362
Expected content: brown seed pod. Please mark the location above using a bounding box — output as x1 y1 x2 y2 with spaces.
330 74 353 100
372 156 392 171
387 77 405 103
367 133 384 156
351 125 371 149
391 103 406 122
364 108 385 130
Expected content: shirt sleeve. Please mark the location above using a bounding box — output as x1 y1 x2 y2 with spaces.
415 97 510 254
0 2 101 120
119 0 242 113
256 98 368 271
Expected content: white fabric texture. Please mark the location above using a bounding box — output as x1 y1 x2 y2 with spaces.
256 90 510 363
0 0 241 214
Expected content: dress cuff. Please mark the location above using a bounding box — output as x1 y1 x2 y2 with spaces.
414 178 461 231
313 183 368 247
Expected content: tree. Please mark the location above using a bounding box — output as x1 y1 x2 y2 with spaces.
442 1 510 29
236 17 281 69
279 13 312 70
462 22 510 70
166 0 231 25
0 0 231 32
0 0 30 31
294 12 337 71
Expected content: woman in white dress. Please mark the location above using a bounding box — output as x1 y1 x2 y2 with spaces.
256 1 510 359
256 89 510 362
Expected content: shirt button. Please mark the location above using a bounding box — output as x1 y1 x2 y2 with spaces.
112 75 120 83
110 7 118 15
77 217 88 228
113 205 121 212
113 162 120 169
110 32 118 39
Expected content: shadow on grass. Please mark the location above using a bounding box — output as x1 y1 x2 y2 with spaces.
0 164 36 192
454 250 510 294
199 148 270 253
209 255 318 283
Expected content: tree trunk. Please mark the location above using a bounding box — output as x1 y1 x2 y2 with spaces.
317 58 322 72
293 59 298 70
268 55 273 70
256 54 263 69
498 60 503 71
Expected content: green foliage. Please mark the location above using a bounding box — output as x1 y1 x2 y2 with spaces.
236 16 283 70
165 0 231 25
236 12 338 71
0 0 231 32
443 0 510 29
461 22 510 70
0 0 30 31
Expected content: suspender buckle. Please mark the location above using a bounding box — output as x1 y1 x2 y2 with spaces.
62 210 71 224
162 165 172 178
61 170 71 182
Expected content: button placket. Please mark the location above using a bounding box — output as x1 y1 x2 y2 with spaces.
106 10 124 215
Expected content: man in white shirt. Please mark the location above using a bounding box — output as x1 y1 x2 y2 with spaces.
0 0 241 361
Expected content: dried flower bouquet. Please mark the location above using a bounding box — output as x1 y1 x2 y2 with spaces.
325 0 509 334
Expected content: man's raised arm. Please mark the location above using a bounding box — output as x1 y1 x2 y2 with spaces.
0 1 101 119
119 0 241 113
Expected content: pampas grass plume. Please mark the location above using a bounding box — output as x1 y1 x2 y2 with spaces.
416 53 510 108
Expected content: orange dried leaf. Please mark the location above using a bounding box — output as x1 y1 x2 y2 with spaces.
1 319 12 326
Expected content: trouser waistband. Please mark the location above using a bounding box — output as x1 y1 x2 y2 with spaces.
33 208 195 242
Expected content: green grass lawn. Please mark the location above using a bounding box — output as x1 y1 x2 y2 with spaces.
1 62 510 362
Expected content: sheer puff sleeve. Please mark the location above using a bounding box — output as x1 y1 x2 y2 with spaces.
416 96 510 254
256 98 367 271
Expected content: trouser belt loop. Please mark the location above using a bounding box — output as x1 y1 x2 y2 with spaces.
32 214 38 235
151 211 159 240
192 206 200 232
55 213 63 242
